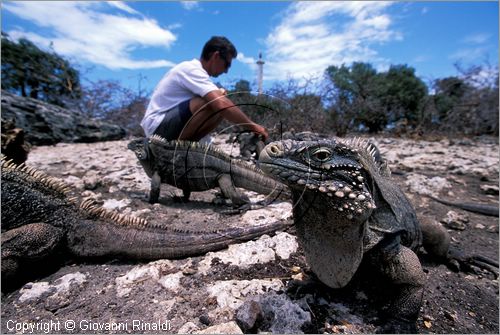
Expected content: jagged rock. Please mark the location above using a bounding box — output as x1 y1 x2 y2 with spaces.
115 259 180 298
18 272 87 303
1 117 30 164
404 173 452 196
83 175 102 190
1 90 126 145
195 321 243 334
102 198 131 211
197 232 297 275
480 184 499 195
177 322 199 334
441 210 469 230
206 279 284 309
235 300 263 331
251 292 312 334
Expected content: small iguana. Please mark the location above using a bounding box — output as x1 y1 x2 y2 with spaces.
258 138 498 332
227 129 266 161
128 135 289 207
1 158 292 291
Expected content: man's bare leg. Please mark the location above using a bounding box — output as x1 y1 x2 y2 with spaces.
178 97 223 141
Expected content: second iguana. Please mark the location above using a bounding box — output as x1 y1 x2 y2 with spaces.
128 135 289 207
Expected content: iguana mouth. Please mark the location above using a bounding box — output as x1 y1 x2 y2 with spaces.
260 161 364 190
259 140 366 185
259 140 375 215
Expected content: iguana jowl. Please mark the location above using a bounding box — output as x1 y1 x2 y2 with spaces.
128 135 289 206
1 158 291 290
258 138 498 332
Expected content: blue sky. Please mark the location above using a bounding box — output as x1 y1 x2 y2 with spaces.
1 1 498 94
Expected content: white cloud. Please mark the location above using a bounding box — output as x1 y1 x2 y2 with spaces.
449 46 490 62
237 52 256 66
107 1 142 16
413 54 430 63
2 1 177 70
462 33 490 45
181 1 200 11
262 1 401 81
467 67 498 88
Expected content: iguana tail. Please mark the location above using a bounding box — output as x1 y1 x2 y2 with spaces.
427 195 499 217
68 216 292 260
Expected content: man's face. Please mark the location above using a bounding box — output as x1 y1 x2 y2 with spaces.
211 51 232 77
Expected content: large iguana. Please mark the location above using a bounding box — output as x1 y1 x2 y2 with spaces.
1 158 291 291
128 135 289 207
258 138 498 332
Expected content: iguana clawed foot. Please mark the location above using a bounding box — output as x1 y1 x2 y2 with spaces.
218 204 252 215
171 190 191 203
213 191 269 214
285 275 325 298
420 216 499 277
214 196 266 215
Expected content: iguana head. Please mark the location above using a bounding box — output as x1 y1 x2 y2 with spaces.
127 138 154 178
259 138 378 222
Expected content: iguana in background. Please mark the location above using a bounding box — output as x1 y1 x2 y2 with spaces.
128 135 289 207
1 158 292 291
258 138 498 333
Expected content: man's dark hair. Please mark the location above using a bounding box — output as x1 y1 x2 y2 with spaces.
201 36 237 61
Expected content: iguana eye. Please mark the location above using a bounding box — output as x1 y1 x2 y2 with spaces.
311 148 332 162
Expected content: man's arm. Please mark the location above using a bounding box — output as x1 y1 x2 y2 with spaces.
203 90 268 140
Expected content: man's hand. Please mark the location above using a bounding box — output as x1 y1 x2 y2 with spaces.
203 89 268 141
219 87 228 96
251 124 269 141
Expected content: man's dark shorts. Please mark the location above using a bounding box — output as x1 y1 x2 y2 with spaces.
153 99 192 140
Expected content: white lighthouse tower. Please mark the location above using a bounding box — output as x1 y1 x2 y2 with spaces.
256 52 265 95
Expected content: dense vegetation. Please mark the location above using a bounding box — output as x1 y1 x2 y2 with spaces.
1 33 82 107
2 33 498 137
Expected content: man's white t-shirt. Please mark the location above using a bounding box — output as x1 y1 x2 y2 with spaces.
141 58 219 137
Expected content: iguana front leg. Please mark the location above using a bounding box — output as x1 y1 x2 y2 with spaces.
2 223 64 290
369 241 425 333
149 171 161 203
218 174 250 207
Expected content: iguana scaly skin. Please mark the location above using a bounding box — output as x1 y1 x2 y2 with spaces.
258 138 497 332
128 136 289 206
1 158 291 290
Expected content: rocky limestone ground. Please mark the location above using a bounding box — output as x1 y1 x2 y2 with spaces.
1 134 499 334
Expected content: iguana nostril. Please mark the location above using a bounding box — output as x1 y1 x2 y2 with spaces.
268 144 281 156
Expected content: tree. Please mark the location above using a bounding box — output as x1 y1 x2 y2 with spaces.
324 62 428 133
432 76 469 122
1 33 81 107
77 79 129 119
78 78 150 136
232 79 252 93
430 62 499 136
380 64 428 126
325 62 387 133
